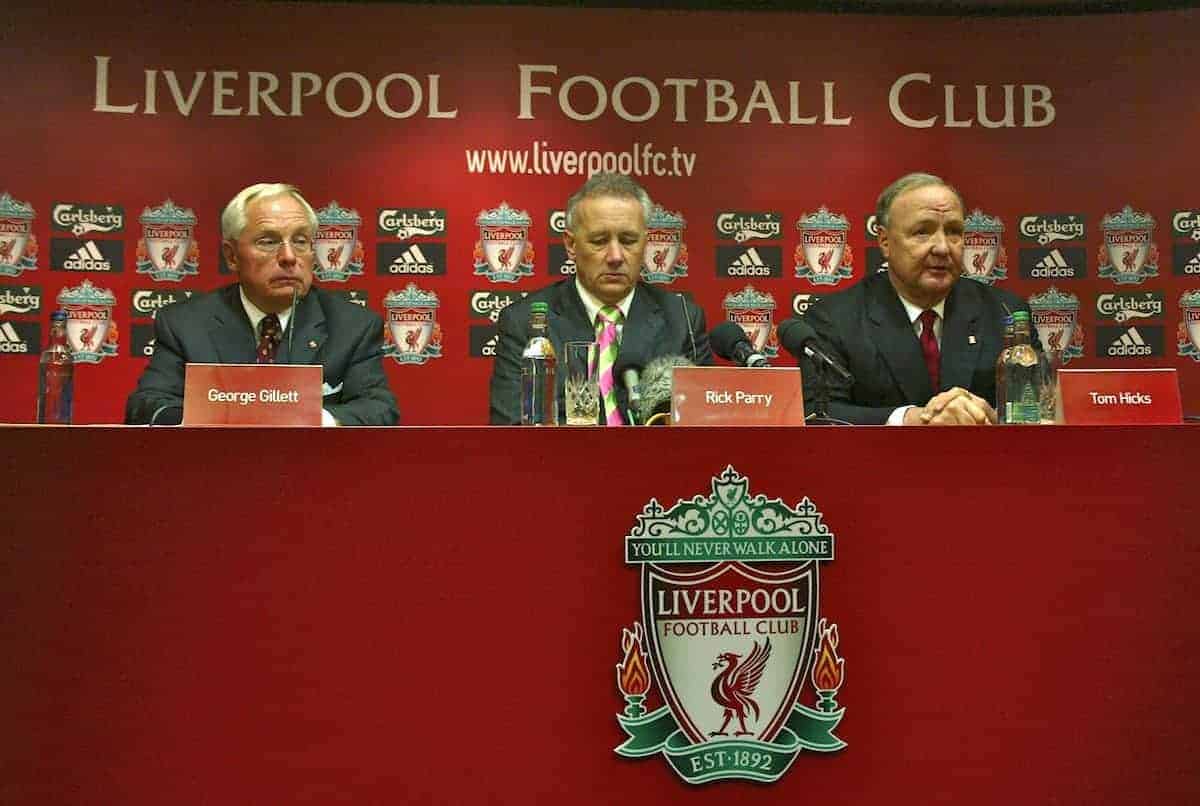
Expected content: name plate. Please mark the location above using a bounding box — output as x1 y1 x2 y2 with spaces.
671 366 806 426
183 363 323 426
1057 368 1182 425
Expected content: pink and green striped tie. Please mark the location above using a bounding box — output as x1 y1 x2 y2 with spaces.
595 306 624 426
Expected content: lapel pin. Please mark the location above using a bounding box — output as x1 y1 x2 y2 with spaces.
968 335 977 345
308 340 318 349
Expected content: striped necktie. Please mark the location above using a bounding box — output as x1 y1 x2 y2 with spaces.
595 305 624 426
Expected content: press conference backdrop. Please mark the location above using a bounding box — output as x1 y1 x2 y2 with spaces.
3 2 1199 424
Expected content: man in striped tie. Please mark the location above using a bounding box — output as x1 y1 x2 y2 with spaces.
488 173 713 425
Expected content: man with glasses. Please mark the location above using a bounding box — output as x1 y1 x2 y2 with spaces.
125 183 398 425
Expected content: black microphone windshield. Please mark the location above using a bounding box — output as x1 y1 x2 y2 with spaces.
777 318 818 358
709 321 753 362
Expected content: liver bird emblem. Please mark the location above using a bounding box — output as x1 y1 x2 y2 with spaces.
160 243 179 267
709 638 771 737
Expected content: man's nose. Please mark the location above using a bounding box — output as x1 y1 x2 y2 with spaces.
605 239 624 263
930 230 949 253
277 242 298 266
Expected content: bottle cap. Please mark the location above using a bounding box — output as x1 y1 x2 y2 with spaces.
1011 310 1030 322
530 301 549 314
50 310 68 322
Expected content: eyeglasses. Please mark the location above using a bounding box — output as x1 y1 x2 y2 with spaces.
251 235 314 255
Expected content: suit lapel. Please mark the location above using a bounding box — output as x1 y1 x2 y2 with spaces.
547 280 597 349
282 291 327 365
867 276 933 403
619 286 665 366
208 285 256 364
939 282 983 391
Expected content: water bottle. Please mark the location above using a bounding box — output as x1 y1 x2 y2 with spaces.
520 301 557 425
994 314 1014 421
37 310 74 425
1002 311 1040 425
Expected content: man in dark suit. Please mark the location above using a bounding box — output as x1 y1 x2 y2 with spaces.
125 183 398 426
489 173 711 425
792 172 1035 425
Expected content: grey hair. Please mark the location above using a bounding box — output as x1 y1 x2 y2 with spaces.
220 182 319 240
875 173 965 230
564 172 653 232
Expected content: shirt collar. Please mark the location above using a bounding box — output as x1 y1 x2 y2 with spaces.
898 294 946 325
575 278 634 326
239 286 292 335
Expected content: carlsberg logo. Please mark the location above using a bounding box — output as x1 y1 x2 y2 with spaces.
0 287 40 312
470 290 526 321
132 289 190 316
715 212 781 240
1173 210 1200 238
52 203 124 234
1019 215 1085 242
1096 292 1163 319
377 208 447 237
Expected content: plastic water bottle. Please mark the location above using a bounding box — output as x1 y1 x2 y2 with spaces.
994 314 1014 421
37 310 74 424
520 301 557 425
1002 311 1040 425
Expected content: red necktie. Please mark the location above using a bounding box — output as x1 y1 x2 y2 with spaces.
918 309 940 393
257 314 282 364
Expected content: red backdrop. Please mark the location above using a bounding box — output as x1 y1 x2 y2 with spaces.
3 2 1199 423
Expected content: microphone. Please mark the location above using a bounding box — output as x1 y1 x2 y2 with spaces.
286 286 299 363
709 321 770 368
677 293 698 364
614 348 647 425
633 354 694 424
777 318 852 382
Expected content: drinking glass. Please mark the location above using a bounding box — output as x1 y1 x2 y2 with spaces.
563 341 600 426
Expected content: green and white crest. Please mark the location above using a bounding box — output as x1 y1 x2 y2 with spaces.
962 209 1008 285
615 466 845 785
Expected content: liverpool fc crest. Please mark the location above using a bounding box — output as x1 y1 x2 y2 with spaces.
473 203 534 283
723 286 779 359
136 200 198 282
962 209 1008 285
313 201 365 282
1028 286 1084 364
615 466 846 785
382 283 442 365
57 279 118 363
794 207 852 285
0 192 38 278
1179 289 1200 362
641 205 689 284
1098 206 1158 285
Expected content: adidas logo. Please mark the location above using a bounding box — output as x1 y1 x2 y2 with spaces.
1108 327 1153 357
0 321 30 353
1030 249 1077 278
387 244 436 274
1184 252 1200 275
63 241 112 271
727 247 773 277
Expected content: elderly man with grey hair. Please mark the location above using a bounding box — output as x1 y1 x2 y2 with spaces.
125 182 398 426
488 172 712 425
782 171 1037 425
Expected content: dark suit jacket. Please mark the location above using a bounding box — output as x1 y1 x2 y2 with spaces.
125 283 399 426
488 280 713 424
794 271 1038 424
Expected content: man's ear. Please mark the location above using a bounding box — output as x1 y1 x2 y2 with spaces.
562 229 576 259
877 228 890 260
221 240 239 275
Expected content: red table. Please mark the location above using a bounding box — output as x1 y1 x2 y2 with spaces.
2 425 1198 803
